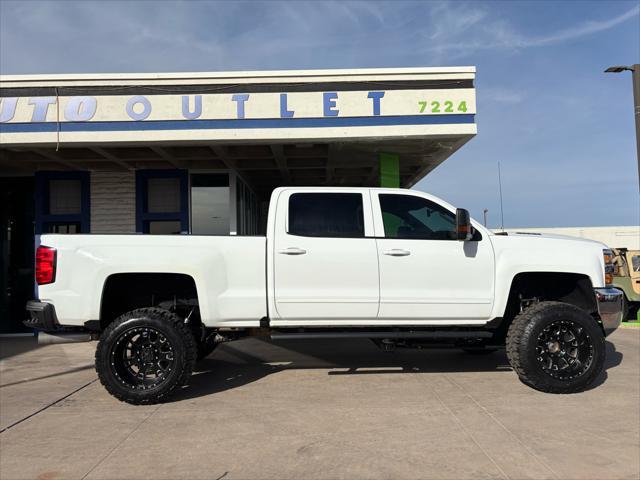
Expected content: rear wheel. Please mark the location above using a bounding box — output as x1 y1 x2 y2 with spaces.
95 307 197 405
506 301 605 394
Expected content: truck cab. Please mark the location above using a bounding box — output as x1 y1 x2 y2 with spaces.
267 188 493 326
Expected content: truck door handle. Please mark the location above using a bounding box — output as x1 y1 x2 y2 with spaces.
279 247 307 255
383 249 411 257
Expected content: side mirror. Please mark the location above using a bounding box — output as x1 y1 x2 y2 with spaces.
456 208 474 241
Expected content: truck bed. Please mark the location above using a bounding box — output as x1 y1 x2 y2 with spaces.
37 234 268 327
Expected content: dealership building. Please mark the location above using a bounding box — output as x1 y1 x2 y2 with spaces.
0 66 477 332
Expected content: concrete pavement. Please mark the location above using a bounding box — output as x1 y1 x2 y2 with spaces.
1 329 638 480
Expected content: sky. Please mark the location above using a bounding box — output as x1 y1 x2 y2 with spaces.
0 0 639 228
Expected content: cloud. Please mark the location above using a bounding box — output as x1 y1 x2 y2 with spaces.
418 3 640 58
518 4 640 47
2 1 637 74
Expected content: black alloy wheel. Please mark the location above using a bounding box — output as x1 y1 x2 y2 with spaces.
535 320 594 380
110 326 176 390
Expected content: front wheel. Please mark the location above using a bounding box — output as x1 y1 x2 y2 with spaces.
506 301 605 394
95 308 197 405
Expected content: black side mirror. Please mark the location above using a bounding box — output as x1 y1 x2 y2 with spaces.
456 208 474 241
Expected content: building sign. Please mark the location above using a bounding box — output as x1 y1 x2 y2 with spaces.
0 88 476 143
1 89 474 123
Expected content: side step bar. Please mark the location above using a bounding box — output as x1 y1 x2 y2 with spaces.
270 330 493 341
38 332 97 345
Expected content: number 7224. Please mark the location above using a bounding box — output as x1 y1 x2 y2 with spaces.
418 100 468 113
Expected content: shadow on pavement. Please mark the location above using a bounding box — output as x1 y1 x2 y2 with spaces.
587 340 623 391
0 364 94 388
174 338 512 402
0 335 39 361
173 337 623 402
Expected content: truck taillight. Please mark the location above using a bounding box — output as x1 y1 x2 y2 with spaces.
36 246 56 285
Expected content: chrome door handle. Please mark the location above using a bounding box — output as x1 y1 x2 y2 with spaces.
279 247 307 255
383 249 411 257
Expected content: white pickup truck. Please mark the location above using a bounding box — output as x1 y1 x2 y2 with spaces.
26 187 623 404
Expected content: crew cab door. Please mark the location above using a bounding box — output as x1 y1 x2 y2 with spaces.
271 189 379 323
373 191 495 321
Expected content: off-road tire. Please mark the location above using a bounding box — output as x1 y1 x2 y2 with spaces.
506 301 605 394
95 307 197 405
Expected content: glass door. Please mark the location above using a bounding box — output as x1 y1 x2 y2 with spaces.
190 173 230 235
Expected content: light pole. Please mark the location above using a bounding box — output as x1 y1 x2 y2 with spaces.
605 64 640 191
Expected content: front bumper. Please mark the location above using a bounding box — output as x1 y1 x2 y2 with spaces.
594 288 624 336
24 300 59 331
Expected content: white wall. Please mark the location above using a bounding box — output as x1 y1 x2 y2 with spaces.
90 171 136 233
498 226 639 250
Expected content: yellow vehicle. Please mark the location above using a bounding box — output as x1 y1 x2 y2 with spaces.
612 249 640 320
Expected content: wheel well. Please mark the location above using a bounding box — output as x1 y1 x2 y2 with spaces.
493 272 597 342
100 273 199 330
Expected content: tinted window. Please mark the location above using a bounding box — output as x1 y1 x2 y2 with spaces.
49 179 81 215
379 194 456 240
147 177 181 213
288 193 364 237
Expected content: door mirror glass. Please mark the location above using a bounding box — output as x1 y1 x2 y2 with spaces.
456 208 474 241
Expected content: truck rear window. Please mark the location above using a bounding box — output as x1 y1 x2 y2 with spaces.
288 193 364 238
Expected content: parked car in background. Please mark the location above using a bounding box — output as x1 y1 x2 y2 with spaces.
612 248 640 320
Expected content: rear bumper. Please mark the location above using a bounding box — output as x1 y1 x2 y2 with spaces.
24 300 59 331
594 288 624 336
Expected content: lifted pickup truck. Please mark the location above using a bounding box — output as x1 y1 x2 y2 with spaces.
26 187 623 404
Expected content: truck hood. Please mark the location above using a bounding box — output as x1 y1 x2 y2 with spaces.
496 231 608 249
488 231 607 289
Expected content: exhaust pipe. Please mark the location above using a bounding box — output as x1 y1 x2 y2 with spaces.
38 332 96 345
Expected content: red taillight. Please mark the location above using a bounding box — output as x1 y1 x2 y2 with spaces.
35 246 56 285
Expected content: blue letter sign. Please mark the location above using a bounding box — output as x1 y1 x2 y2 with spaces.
232 94 250 119
0 97 18 122
280 93 294 118
126 96 152 121
29 97 56 122
64 96 97 122
367 91 385 116
323 92 339 117
182 95 202 120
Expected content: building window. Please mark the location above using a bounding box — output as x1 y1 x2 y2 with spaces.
136 170 188 234
190 173 230 235
236 176 258 235
288 193 364 238
35 171 90 234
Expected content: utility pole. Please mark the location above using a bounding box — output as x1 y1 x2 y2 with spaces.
498 162 505 231
483 209 488 227
605 64 640 192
